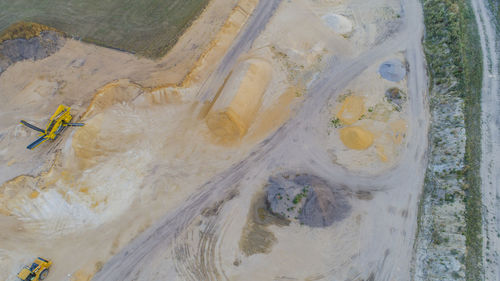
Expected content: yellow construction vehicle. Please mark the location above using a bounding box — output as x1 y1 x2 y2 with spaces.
17 257 52 281
20 104 84 150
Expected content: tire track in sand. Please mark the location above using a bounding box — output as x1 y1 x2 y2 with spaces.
471 0 500 279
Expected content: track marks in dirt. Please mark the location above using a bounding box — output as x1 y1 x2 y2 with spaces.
173 191 239 280
174 219 222 281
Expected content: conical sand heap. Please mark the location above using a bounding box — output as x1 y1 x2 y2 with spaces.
339 126 374 150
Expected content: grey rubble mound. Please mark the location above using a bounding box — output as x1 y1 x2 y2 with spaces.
0 31 65 75
266 173 351 227
378 59 406 82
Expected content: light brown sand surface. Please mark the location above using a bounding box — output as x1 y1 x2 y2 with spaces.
0 0 429 280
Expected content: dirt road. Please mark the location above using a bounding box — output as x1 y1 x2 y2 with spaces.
471 0 500 279
196 0 282 102
92 0 428 280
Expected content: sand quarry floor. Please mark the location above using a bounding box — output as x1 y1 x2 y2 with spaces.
0 0 429 280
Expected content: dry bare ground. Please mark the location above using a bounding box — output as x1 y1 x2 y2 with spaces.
0 0 431 280
472 0 500 279
92 0 429 280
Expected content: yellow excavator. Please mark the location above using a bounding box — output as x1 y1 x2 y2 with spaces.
20 105 84 150
17 257 52 281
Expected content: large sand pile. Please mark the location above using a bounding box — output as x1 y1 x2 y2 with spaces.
339 126 374 150
206 58 272 142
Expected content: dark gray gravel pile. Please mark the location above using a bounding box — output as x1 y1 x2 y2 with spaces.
266 173 351 227
0 31 65 75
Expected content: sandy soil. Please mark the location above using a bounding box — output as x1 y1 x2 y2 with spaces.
324 53 409 173
0 0 430 280
0 0 243 186
92 0 428 280
471 0 500 279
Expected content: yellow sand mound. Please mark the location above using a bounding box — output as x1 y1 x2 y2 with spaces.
206 58 272 142
339 126 374 150
206 109 246 141
336 96 365 125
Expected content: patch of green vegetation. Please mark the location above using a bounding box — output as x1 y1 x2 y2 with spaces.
330 117 343 128
444 192 455 203
0 0 209 58
419 0 483 279
0 21 58 43
292 186 309 205
431 226 446 245
487 0 500 29
459 1 483 279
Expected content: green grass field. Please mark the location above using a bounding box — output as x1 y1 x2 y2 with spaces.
0 0 209 58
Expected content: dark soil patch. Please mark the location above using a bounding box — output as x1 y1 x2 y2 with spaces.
239 192 289 257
